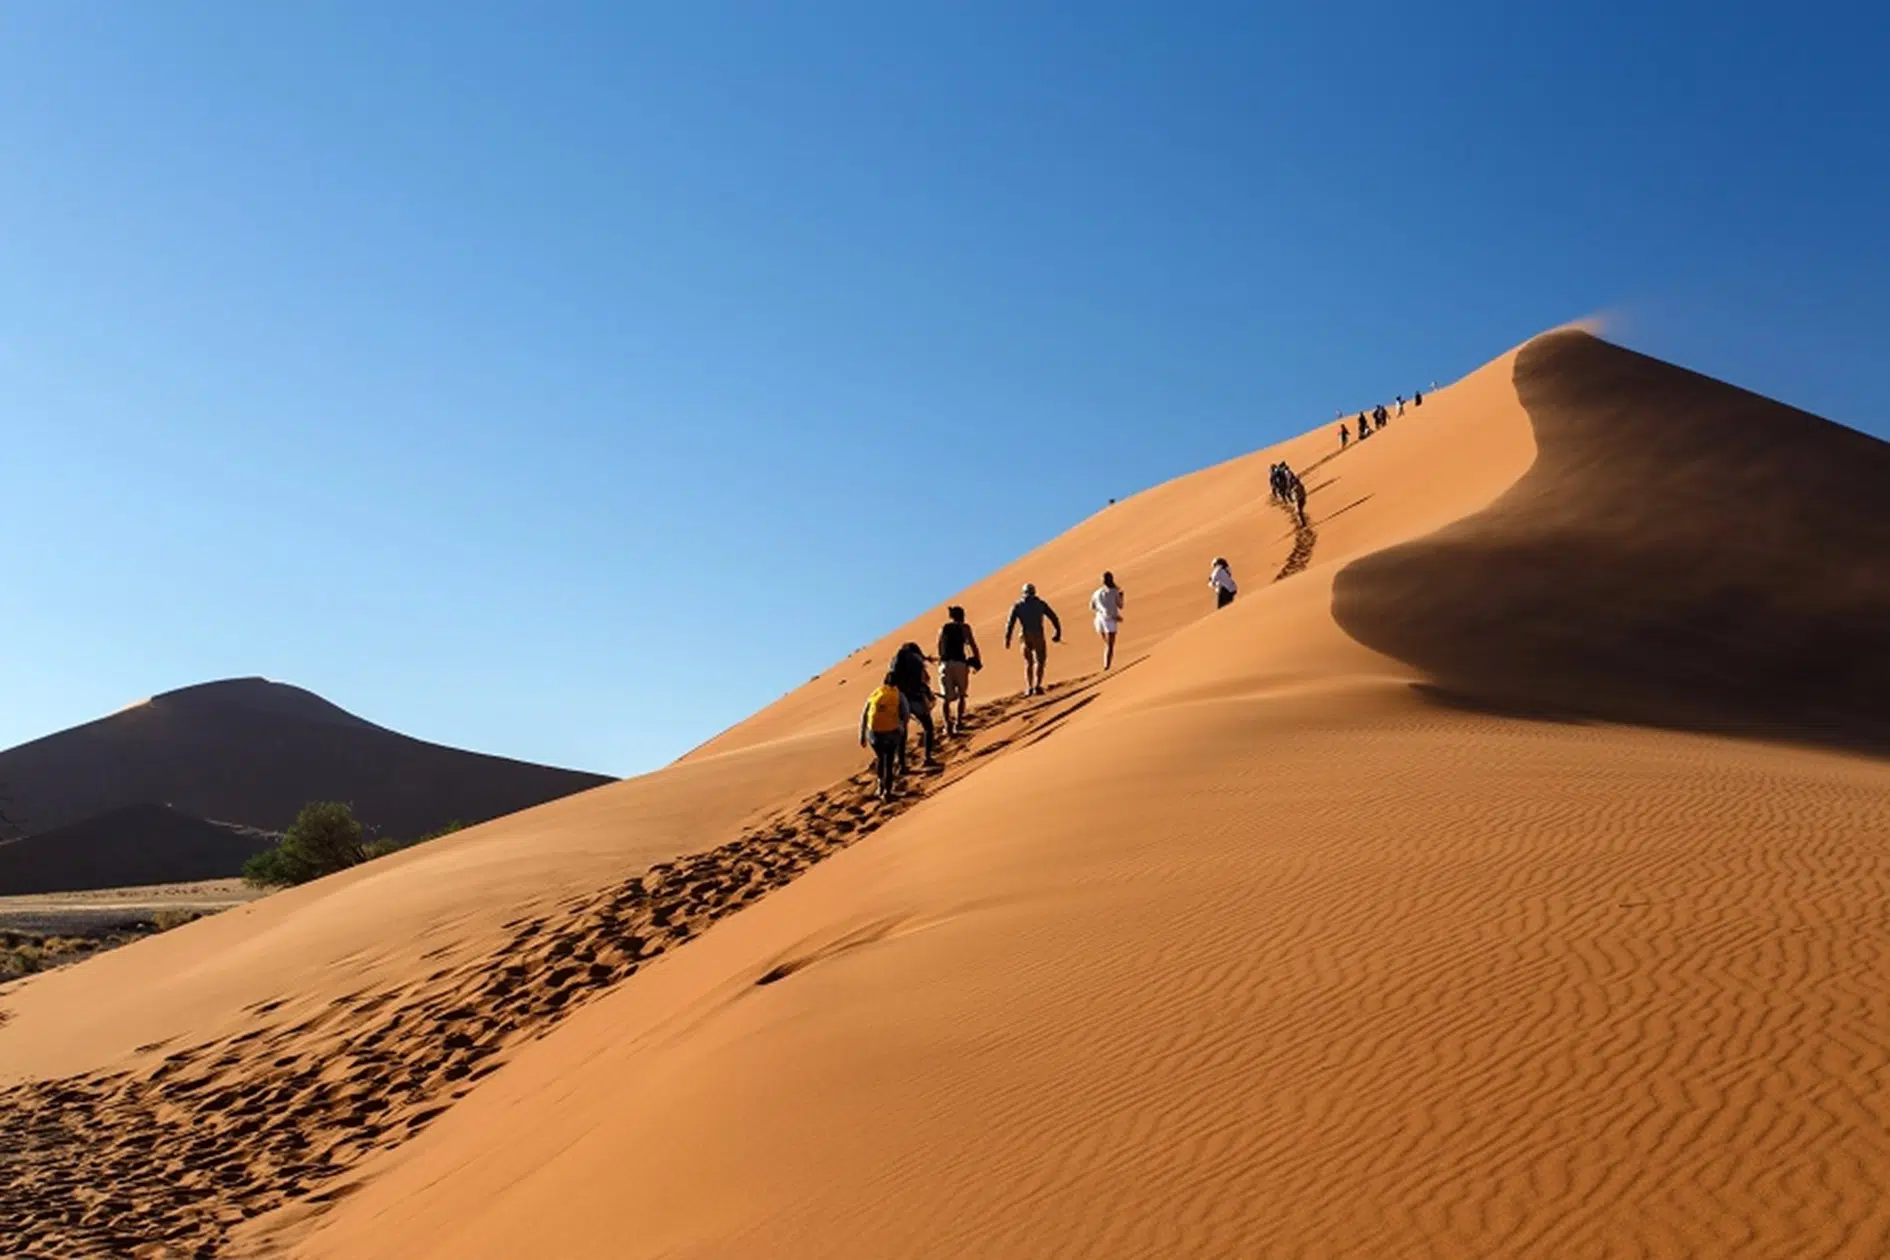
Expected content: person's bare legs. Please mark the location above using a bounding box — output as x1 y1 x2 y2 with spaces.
1100 630 1116 670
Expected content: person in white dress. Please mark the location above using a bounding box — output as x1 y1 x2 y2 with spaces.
1209 558 1238 609
1090 571 1125 670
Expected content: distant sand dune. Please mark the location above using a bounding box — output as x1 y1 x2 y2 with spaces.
0 677 614 893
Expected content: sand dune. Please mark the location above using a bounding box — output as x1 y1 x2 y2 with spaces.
3 332 1888 1259
0 677 614 892
1337 329 1890 751
0 803 279 896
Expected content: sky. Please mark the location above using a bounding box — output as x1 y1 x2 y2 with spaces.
3 2 1885 775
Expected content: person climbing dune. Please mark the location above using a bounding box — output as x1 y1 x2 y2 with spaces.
859 671 910 802
890 640 941 772
1209 558 1238 609
1005 583 1062 697
1090 572 1125 670
935 606 982 737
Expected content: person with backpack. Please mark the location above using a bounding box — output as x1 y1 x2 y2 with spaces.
935 606 982 737
859 671 910 802
1355 411 1371 440
889 640 941 772
1005 583 1062 696
1209 558 1238 608
1089 571 1125 671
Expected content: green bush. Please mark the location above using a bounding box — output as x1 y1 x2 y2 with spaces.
242 801 368 888
243 809 473 887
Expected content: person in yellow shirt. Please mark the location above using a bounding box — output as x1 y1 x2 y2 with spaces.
858 671 911 802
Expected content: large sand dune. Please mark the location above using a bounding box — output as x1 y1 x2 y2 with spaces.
3 332 1887 1259
0 678 614 892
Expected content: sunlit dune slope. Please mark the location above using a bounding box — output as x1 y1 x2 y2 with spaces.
276 332 1890 1260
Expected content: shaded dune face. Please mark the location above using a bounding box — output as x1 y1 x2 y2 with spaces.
1334 331 1890 753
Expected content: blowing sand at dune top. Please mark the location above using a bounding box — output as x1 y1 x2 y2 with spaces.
3 331 1887 1260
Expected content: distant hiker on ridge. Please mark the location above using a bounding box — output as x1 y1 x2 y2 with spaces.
1339 421 1350 449
1291 474 1308 527
1209 558 1238 608
1395 394 1406 416
1356 411 1371 440
890 640 941 772
859 671 909 802
1090 572 1125 671
1005 583 1062 697
935 606 982 737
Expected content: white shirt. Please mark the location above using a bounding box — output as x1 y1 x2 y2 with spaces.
1209 565 1238 595
1090 585 1124 621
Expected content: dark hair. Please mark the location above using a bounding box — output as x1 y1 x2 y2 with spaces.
1102 571 1116 586
883 670 898 684
948 605 965 621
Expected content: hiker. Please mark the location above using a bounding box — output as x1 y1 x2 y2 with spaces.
1373 403 1388 431
1090 572 1125 670
1356 411 1370 440
1209 558 1238 608
890 640 941 772
1395 394 1405 416
935 606 982 736
1004 582 1062 696
1339 422 1350 449
859 671 910 801
1291 475 1308 527
1414 390 1423 407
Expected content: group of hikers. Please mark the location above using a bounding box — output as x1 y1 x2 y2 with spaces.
858 562 1244 801
1269 461 1309 527
1337 389 1422 449
857 409 1385 802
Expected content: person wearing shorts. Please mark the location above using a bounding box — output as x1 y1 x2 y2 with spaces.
1089 571 1125 670
935 606 982 736
1005 582 1062 696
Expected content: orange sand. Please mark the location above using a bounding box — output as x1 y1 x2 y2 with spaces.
4 331 1887 1259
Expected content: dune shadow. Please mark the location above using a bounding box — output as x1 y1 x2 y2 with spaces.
1333 331 1890 759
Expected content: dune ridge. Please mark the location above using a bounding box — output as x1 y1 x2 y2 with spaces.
1336 329 1890 751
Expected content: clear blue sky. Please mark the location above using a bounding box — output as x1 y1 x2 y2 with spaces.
3 2 1885 774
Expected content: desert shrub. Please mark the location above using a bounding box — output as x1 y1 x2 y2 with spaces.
152 908 202 932
1 943 43 978
242 801 368 888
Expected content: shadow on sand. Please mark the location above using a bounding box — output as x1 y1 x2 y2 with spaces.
1333 331 1890 758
